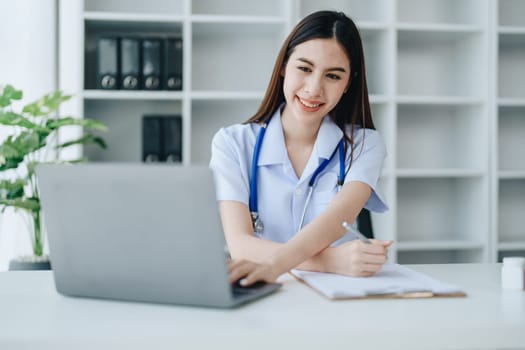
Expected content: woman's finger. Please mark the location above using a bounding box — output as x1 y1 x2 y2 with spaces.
240 270 262 286
361 262 384 274
228 261 256 283
360 241 389 255
361 252 387 265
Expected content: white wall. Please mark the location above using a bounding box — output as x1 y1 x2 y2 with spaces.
0 0 57 270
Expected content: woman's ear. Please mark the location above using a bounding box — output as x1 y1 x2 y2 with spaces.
280 65 286 77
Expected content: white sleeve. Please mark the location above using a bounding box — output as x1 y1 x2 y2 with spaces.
209 128 250 205
345 129 388 213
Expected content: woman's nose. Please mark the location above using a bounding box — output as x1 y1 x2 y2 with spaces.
303 74 323 96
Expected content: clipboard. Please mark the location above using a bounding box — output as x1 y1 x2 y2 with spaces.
290 263 467 300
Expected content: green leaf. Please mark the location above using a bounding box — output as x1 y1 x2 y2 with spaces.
0 110 51 132
56 134 107 150
0 197 40 211
46 117 108 132
0 131 42 170
0 85 23 107
0 179 26 200
22 90 71 116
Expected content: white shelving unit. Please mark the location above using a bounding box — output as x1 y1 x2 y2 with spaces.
58 0 524 263
493 0 525 262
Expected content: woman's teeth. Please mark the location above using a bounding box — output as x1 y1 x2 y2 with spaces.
299 98 321 108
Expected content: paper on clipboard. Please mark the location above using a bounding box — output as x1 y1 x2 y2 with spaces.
291 263 466 299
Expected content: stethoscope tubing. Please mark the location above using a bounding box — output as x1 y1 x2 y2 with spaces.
249 114 346 234
297 141 345 231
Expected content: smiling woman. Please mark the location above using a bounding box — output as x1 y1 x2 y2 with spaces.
209 11 391 286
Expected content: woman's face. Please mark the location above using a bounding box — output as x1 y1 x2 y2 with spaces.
281 38 350 126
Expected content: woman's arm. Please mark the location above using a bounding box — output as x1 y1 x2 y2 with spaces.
219 201 332 271
223 181 393 284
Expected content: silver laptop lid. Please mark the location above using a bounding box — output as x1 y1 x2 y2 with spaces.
37 164 234 307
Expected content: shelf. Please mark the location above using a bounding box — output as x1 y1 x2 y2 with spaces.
397 169 484 178
396 95 483 105
191 15 286 24
190 91 263 100
397 240 485 251
396 23 481 34
84 11 184 24
499 171 525 179
57 0 524 265
84 90 184 101
498 98 525 106
84 0 184 15
498 241 525 251
498 26 525 35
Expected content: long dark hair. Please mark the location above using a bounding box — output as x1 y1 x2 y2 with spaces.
246 11 375 167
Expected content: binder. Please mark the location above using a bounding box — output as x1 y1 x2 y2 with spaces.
120 37 141 90
142 116 162 162
141 38 162 90
97 37 119 90
162 115 183 163
163 38 183 90
291 263 466 300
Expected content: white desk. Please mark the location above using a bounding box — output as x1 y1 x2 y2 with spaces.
0 264 524 350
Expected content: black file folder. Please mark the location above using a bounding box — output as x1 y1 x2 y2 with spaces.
162 116 183 162
163 38 183 90
142 116 162 162
142 115 183 163
120 38 141 90
141 39 162 90
97 37 119 89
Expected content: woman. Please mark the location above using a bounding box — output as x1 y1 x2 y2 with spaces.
210 11 393 286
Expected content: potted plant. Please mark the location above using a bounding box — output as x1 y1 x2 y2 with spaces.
0 84 107 270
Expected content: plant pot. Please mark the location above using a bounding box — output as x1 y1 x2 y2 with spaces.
8 255 51 271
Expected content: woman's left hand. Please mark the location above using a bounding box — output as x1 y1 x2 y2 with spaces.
228 259 281 286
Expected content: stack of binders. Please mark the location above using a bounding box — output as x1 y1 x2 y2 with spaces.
97 37 183 91
142 115 183 163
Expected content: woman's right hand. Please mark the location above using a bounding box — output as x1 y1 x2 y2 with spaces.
325 239 393 277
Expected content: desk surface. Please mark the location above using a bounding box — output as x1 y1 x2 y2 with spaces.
1 263 524 350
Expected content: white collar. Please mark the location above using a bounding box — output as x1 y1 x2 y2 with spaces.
256 106 344 182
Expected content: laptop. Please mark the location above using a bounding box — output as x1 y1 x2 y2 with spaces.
36 164 281 308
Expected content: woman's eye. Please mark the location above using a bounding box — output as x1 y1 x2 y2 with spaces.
298 66 311 73
326 73 341 80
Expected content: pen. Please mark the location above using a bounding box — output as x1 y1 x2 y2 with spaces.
341 221 371 244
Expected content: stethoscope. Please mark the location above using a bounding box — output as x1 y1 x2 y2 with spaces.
249 114 346 234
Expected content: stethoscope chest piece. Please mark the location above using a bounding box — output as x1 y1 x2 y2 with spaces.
251 211 264 234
